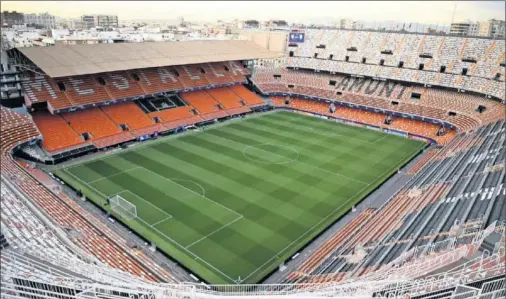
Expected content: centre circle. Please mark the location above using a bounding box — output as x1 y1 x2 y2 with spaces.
243 143 300 164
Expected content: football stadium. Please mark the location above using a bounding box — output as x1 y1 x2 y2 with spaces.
1 20 505 299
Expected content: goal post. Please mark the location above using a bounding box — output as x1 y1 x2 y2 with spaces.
110 194 137 220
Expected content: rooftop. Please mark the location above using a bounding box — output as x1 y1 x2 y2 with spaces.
15 40 283 77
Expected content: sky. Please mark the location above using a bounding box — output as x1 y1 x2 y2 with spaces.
1 1 505 25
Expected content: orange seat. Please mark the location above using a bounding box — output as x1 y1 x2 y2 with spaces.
100 72 145 100
201 63 234 85
31 111 86 152
136 67 184 93
101 102 155 130
61 108 122 139
174 65 210 89
60 75 111 106
21 75 73 111
229 85 265 106
181 90 221 114
274 96 457 144
207 87 242 109
150 106 198 122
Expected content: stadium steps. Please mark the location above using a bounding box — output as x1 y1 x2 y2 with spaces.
297 208 374 275
496 52 505 65
417 35 426 54
430 137 493 230
0 232 9 249
405 124 500 248
459 169 499 228
459 39 469 60
436 37 446 57
371 186 451 269
353 185 451 276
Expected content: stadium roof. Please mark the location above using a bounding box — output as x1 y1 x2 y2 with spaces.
16 40 284 78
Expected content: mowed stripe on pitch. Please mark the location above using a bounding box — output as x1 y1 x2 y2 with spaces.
61 111 426 283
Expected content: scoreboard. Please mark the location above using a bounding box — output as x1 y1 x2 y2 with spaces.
288 31 305 43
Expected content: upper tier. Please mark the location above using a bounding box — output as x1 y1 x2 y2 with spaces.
21 61 250 113
286 30 505 100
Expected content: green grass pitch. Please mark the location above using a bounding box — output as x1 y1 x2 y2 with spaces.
54 111 426 284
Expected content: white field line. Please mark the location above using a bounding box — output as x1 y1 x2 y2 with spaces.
150 216 173 227
87 166 141 184
59 111 423 283
53 110 281 172
206 129 369 185
240 181 373 282
137 166 243 218
63 169 237 283
240 142 425 282
185 215 244 249
271 113 388 144
371 134 388 144
303 143 427 276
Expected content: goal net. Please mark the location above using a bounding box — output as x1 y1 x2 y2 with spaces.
110 195 137 220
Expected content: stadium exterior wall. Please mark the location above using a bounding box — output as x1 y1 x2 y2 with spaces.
240 30 288 53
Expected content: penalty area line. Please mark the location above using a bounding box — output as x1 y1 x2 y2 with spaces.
185 215 244 249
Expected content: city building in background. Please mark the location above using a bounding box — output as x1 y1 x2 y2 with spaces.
450 19 505 37
81 14 119 29
24 12 56 29
450 20 479 36
478 19 505 38
0 11 24 27
339 19 356 29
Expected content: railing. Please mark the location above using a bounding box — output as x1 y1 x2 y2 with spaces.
478 279 506 299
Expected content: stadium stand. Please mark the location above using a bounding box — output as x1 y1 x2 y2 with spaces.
271 96 456 144
100 71 146 99
207 87 252 115
61 75 112 106
231 85 267 107
31 111 87 152
2 34 504 299
149 105 204 130
61 108 124 139
175 65 212 89
136 67 185 93
284 118 505 284
182 90 230 120
100 101 164 137
202 63 235 85
0 107 176 284
253 68 503 133
60 108 135 148
20 63 250 113
21 75 74 111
